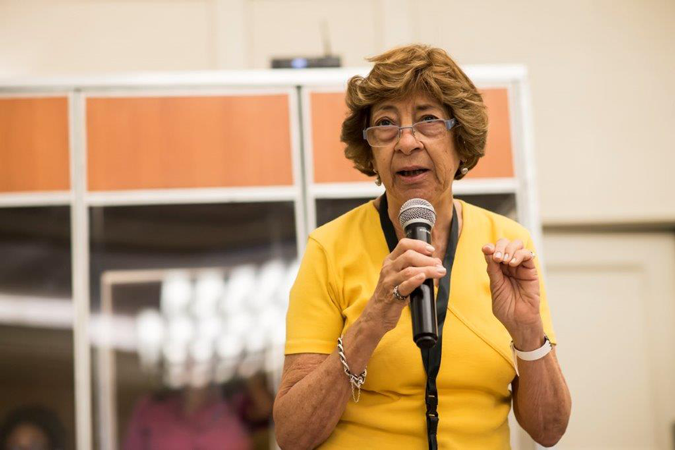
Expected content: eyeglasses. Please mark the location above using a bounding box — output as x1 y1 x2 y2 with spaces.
362 118 457 148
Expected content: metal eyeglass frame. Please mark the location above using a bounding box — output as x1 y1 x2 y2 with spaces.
362 118 457 147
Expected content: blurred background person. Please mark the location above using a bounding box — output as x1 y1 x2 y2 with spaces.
123 373 273 450
0 405 67 450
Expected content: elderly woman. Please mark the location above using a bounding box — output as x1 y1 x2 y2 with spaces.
274 45 571 449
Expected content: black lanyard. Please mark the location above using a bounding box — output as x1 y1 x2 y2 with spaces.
378 193 459 450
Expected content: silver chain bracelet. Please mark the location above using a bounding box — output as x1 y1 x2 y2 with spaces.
337 337 367 402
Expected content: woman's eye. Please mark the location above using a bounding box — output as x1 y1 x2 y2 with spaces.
376 118 394 126
420 115 439 122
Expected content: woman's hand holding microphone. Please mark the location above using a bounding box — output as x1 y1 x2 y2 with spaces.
361 238 447 337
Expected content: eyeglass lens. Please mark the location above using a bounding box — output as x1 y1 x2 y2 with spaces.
367 119 447 146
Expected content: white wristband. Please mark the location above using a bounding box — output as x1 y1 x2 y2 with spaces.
510 335 552 377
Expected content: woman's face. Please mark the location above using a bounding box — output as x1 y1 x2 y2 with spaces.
369 92 460 207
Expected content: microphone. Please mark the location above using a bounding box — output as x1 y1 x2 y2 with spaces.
398 199 438 349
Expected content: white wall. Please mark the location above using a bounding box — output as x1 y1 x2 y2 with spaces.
2 0 673 226
0 0 213 75
412 0 675 226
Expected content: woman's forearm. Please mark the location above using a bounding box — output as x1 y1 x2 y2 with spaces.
273 314 384 449
512 340 571 447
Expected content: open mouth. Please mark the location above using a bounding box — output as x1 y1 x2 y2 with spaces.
398 168 429 177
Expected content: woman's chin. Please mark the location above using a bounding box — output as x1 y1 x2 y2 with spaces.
390 187 438 204
386 183 452 208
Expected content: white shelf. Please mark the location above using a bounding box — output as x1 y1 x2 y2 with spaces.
309 178 518 200
310 182 384 199
0 187 302 207
454 178 519 195
0 191 71 208
85 186 300 207
0 294 137 352
0 294 73 329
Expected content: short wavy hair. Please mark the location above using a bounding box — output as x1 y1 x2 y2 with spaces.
340 44 488 181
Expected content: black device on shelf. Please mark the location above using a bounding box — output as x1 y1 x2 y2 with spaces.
271 55 341 69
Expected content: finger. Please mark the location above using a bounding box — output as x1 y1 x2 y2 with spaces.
507 248 536 268
396 272 427 297
492 238 509 263
483 251 503 278
394 265 447 288
501 239 524 265
389 238 434 261
481 243 496 255
393 249 442 272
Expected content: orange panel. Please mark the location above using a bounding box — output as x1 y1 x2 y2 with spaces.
0 97 70 192
87 95 294 191
310 88 514 183
311 92 372 184
466 88 514 179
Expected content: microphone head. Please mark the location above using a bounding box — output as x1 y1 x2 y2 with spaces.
398 198 436 230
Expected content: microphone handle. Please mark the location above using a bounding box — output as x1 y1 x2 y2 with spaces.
406 224 439 348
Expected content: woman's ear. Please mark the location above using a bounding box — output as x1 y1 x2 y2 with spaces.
373 168 381 186
370 160 382 186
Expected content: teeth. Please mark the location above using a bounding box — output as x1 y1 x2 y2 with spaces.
402 169 425 176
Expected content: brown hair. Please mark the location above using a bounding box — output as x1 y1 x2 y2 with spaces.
340 44 488 180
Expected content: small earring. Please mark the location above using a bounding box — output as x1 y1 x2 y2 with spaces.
460 167 468 175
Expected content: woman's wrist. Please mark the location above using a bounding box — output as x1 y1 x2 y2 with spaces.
354 308 388 345
337 311 387 375
510 322 546 351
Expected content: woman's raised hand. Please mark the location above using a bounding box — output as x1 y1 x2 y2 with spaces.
363 238 447 336
481 239 544 344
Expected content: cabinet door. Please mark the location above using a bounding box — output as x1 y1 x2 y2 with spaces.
86 94 295 191
0 207 74 449
89 202 298 450
0 97 70 192
543 232 675 449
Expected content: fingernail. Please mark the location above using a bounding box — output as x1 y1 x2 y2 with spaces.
510 257 518 265
436 265 446 273
494 252 502 260
503 254 509 262
426 245 435 253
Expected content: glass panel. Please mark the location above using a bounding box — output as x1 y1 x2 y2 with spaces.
315 198 373 228
456 193 517 220
315 194 517 228
89 202 297 450
0 207 74 450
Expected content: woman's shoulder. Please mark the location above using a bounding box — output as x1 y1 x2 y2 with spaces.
461 200 533 242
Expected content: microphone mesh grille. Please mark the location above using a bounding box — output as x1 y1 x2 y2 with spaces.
398 198 436 229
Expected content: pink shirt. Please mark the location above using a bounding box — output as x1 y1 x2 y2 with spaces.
123 395 252 450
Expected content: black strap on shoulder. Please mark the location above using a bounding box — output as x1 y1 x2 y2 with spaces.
378 193 459 450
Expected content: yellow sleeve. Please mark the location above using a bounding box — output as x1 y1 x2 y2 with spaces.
284 236 344 355
525 234 558 345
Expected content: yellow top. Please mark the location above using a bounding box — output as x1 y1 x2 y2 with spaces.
285 200 557 449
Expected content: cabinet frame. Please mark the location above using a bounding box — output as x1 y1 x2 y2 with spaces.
0 66 541 450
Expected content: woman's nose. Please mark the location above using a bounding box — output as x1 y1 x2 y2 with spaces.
397 128 420 154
